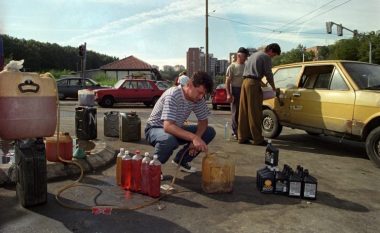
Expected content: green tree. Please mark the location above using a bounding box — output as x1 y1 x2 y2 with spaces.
1 34 118 72
273 44 313 65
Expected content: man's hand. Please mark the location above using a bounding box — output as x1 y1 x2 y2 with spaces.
190 135 208 156
188 144 197 156
226 94 234 103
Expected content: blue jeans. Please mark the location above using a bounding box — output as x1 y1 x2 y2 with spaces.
144 124 216 164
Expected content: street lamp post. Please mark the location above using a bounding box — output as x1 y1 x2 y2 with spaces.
205 0 209 74
369 41 372 63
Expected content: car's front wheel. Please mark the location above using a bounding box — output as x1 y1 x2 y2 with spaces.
365 126 380 168
262 109 282 138
100 96 114 108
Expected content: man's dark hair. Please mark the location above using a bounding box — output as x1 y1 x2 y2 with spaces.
265 43 281 55
191 71 214 94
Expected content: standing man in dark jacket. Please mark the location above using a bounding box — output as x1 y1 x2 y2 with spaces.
238 43 281 145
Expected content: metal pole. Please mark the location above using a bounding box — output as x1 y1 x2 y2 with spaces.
205 0 209 74
82 42 87 83
0 35 4 71
369 41 372 63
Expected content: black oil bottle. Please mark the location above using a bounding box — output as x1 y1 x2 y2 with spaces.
288 168 302 198
256 166 270 191
302 169 318 200
274 164 290 195
265 139 279 167
258 167 276 194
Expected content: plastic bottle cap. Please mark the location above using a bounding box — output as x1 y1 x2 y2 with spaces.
153 155 158 160
135 150 140 154
144 152 150 157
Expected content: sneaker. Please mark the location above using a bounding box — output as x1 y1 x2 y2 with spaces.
231 133 238 140
171 160 197 173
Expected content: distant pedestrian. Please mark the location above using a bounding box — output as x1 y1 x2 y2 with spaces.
238 43 281 145
178 74 189 86
175 71 187 86
225 47 249 140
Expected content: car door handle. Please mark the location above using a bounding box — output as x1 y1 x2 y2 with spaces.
292 92 301 97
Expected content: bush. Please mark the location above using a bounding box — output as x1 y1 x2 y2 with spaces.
46 69 74 79
92 73 117 87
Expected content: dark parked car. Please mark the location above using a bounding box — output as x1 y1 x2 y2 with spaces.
56 77 105 100
211 84 230 110
94 79 165 107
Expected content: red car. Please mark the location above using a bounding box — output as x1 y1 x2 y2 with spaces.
94 79 165 107
211 84 230 110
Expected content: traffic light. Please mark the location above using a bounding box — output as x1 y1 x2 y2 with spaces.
326 22 332 34
78 44 85 57
337 24 343 36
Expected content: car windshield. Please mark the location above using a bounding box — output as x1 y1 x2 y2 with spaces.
156 81 171 90
216 84 225 89
342 62 380 90
114 79 125 88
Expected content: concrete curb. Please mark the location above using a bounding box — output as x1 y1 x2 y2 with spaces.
0 142 117 186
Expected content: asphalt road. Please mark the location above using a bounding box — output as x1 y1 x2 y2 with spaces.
1 101 379 233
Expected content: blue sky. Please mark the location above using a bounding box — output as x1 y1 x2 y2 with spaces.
1 0 379 69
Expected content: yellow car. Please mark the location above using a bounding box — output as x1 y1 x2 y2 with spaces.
262 60 380 167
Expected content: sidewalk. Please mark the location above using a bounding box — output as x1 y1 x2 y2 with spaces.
0 139 116 186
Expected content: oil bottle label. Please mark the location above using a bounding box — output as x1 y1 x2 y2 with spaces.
275 180 287 193
262 179 273 193
289 182 301 196
303 183 316 198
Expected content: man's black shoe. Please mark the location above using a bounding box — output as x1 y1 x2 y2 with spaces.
238 139 250 144
171 159 197 173
254 141 268 146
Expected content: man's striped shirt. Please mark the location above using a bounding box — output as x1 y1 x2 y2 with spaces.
146 86 210 128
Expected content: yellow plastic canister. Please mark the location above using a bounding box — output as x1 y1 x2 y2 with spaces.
202 152 235 193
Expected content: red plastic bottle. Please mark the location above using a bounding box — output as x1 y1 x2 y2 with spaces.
149 154 161 198
121 150 132 190
141 152 152 195
131 150 143 192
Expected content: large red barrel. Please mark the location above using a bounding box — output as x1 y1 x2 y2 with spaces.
0 70 57 140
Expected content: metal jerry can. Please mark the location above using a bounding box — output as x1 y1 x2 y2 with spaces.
104 111 119 137
119 112 141 142
75 106 97 140
15 138 47 207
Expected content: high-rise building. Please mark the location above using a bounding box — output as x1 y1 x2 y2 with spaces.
210 55 217 77
216 59 229 75
187 48 202 77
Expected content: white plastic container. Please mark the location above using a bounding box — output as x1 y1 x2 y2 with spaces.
78 89 95 106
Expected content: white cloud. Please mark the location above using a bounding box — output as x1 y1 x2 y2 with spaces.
3 0 380 67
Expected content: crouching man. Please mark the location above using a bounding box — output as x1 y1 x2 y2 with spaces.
144 71 216 174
